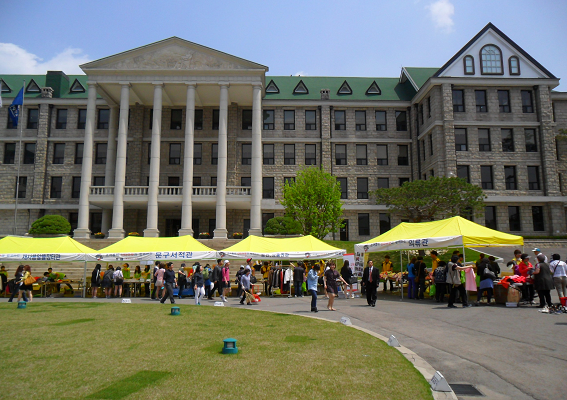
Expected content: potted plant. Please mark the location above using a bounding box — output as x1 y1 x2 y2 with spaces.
127 232 140 237
94 232 105 239
199 232 211 239
232 232 243 239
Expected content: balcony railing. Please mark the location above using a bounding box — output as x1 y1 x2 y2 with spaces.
158 186 182 196
193 186 216 196
90 186 251 197
90 186 114 195
124 186 149 195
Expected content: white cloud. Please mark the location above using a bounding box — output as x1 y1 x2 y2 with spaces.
294 71 307 76
0 43 90 74
426 0 455 33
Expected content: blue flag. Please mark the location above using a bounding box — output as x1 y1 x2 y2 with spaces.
8 87 24 127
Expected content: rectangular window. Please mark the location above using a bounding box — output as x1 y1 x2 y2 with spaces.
209 219 216 236
52 143 65 164
211 143 218 165
56 109 67 129
505 166 517 190
521 90 534 113
532 206 545 231
262 177 274 199
147 142 151 165
4 143 15 164
508 206 521 231
334 110 346 130
337 178 347 199
481 166 493 189
193 177 201 186
170 109 183 130
398 145 409 165
498 90 511 113
429 134 433 155
501 129 514 152
375 111 387 131
26 109 39 129
194 109 203 130
71 176 81 198
93 176 105 186
485 206 497 230
377 177 389 189
7 112 16 129
168 176 180 186
475 90 487 112
335 144 347 165
283 110 295 130
50 177 62 199
97 109 110 129
528 166 540 190
77 109 87 129
262 213 274 234
283 177 295 186
525 129 537 152
305 110 316 130
427 97 431 118
263 144 274 165
356 144 367 165
75 143 83 164
305 144 316 165
212 109 219 130
284 144 295 165
455 128 468 151
16 176 27 199
376 144 388 165
211 177 217 186
23 143 35 164
355 110 366 131
478 128 491 151
457 165 470 183
242 143 252 165
452 89 465 112
95 143 107 164
241 177 251 186
379 213 391 234
395 111 407 131
421 139 426 161
399 177 409 186
194 143 202 165
169 143 181 165
149 109 154 130
358 213 370 236
242 110 252 130
357 177 368 199
263 110 274 130
419 104 424 125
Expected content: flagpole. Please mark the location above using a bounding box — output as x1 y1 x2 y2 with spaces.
14 80 25 235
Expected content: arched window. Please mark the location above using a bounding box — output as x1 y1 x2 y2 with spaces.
509 56 520 75
480 45 503 75
463 55 475 75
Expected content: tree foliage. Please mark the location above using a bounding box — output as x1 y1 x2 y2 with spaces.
280 167 344 239
29 215 71 234
372 177 486 222
264 216 302 235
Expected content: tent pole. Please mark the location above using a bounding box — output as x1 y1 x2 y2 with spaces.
400 250 403 300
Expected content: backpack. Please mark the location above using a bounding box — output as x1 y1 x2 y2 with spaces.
202 268 209 280
433 266 446 283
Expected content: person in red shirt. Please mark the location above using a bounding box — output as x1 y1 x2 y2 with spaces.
518 253 535 304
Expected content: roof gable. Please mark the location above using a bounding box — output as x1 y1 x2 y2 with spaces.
435 23 555 79
81 37 268 72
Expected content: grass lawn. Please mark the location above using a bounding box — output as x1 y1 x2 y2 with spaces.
2 302 433 400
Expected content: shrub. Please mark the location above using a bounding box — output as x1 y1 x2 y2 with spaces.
264 216 302 235
28 215 71 235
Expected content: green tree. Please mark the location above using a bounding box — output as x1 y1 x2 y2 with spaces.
280 167 344 239
264 216 302 235
372 176 486 222
29 215 71 234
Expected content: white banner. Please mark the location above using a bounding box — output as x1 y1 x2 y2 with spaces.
218 249 345 260
89 251 217 262
354 236 463 254
0 253 88 262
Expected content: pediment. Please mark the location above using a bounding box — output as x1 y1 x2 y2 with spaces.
81 37 268 72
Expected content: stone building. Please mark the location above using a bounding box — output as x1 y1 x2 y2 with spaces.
0 23 566 241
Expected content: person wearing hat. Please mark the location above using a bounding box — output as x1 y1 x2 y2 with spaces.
221 260 230 302
177 263 187 299
532 248 548 264
235 265 245 298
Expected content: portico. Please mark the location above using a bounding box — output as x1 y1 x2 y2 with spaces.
73 37 267 239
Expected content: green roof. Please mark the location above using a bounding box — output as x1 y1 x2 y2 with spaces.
0 73 89 99
264 76 416 101
402 67 439 90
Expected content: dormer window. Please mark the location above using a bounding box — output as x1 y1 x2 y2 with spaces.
337 80 352 95
70 79 86 93
293 80 308 94
509 56 520 75
463 55 475 75
265 79 279 94
365 81 381 95
26 79 41 93
480 45 503 75
0 79 11 93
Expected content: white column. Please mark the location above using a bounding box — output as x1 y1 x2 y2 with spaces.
101 105 119 236
144 83 163 237
214 84 229 239
249 84 263 236
179 84 195 236
108 83 130 239
74 83 97 239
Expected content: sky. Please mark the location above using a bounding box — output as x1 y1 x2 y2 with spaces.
1 0 566 90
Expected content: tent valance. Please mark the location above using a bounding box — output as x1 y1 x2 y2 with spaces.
0 236 97 262
92 235 216 262
219 235 345 260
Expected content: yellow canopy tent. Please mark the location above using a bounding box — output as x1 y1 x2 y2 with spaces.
93 235 217 262
219 235 346 260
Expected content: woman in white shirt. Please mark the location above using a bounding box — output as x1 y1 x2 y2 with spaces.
549 254 567 298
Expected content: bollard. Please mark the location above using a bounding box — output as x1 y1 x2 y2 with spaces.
171 306 180 316
17 301 27 309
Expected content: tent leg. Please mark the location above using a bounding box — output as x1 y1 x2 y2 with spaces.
400 251 403 300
